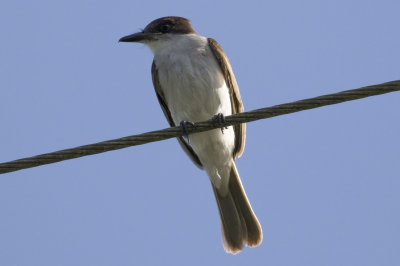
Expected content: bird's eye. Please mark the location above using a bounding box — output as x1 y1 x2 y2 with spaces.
160 23 171 33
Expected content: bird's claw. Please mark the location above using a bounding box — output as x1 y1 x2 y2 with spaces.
180 121 195 142
212 113 228 134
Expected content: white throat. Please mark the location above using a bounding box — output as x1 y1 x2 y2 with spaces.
145 33 206 56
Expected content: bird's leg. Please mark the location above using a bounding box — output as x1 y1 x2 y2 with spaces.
212 113 228 134
180 121 195 142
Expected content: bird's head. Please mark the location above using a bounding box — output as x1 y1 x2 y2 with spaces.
119 16 197 53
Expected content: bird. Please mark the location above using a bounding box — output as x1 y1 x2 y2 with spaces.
119 16 262 254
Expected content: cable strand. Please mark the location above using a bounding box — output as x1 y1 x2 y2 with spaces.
0 80 399 174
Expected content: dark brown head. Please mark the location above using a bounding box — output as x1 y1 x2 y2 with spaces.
119 16 197 43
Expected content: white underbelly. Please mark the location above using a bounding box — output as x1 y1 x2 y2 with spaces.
159 73 235 168
154 39 236 189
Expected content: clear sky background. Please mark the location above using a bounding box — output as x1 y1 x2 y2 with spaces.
1 1 399 265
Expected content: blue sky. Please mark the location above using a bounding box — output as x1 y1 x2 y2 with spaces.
1 0 399 265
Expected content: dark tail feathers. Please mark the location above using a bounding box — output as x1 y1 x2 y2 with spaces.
212 163 262 254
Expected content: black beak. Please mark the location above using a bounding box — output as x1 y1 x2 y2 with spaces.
119 32 159 43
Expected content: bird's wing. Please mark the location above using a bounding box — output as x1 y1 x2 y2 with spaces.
208 38 246 158
151 61 203 168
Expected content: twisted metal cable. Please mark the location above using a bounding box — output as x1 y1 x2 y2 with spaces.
1 80 399 174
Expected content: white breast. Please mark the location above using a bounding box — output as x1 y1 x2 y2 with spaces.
152 34 231 123
148 33 236 190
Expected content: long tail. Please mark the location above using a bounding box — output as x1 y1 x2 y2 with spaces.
212 163 262 254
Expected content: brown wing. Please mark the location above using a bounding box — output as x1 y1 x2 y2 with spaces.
208 38 246 158
151 61 203 168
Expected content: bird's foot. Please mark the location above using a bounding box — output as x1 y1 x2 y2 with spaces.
180 120 195 142
212 113 228 134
